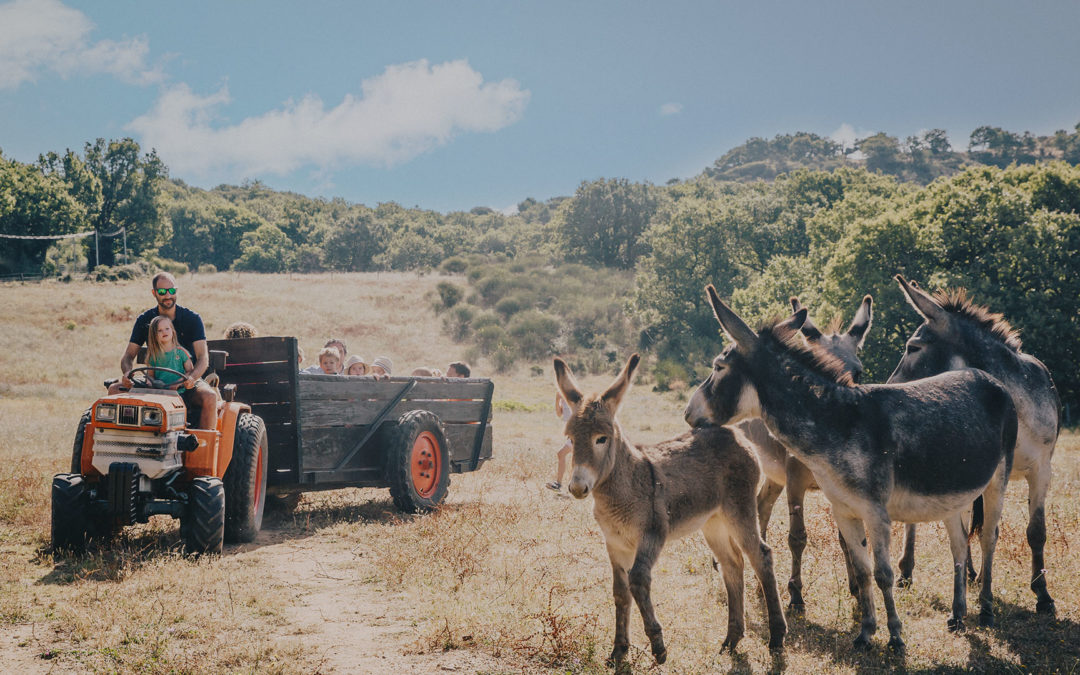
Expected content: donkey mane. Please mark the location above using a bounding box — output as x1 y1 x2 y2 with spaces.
758 317 856 387
932 288 1022 351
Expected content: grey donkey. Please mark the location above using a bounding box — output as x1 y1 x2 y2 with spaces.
553 353 786 669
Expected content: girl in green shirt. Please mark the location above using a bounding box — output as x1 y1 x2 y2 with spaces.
147 315 196 393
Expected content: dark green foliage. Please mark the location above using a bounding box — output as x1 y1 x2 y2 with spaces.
436 281 464 310
555 178 661 268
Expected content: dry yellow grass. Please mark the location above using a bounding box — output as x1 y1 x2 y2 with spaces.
1 272 1078 673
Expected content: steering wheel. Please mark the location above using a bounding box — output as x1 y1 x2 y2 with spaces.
126 365 189 390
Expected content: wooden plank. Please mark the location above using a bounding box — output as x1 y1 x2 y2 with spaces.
225 381 293 404
299 376 493 401
444 424 481 463
299 426 388 472
207 336 295 365
219 362 294 383
264 423 298 483
249 402 294 425
299 399 487 428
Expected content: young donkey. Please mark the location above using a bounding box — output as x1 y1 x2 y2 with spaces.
889 275 1060 614
686 285 1016 650
750 295 872 610
553 354 786 668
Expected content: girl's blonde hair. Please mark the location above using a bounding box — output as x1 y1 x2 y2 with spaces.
147 315 179 363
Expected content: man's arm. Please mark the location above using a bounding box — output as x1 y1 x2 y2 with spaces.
119 342 140 387
188 339 209 380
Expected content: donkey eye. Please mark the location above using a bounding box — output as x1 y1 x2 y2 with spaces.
907 344 922 354
595 436 608 445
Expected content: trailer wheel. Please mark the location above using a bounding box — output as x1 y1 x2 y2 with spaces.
71 408 91 473
52 474 89 553
224 413 268 543
181 477 225 555
387 410 450 513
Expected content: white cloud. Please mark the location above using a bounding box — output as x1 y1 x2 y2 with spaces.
660 102 683 116
0 0 162 89
128 59 530 176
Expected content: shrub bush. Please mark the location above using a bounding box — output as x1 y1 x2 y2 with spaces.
442 305 476 341
436 282 464 310
494 295 525 319
507 310 561 359
197 263 218 274
439 256 468 275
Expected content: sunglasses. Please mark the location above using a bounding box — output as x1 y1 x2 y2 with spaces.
155 287 178 296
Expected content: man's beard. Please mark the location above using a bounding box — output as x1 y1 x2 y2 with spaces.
158 298 175 310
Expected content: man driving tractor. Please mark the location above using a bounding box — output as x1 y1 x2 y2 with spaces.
108 272 217 429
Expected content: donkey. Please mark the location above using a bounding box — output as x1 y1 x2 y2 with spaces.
553 354 786 668
686 285 1016 650
750 295 872 610
889 274 1060 614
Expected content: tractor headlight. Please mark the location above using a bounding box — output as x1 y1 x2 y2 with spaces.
96 404 117 422
167 412 186 428
141 407 163 426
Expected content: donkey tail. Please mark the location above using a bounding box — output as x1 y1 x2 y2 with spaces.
969 495 985 538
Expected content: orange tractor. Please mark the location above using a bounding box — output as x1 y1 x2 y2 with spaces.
51 350 268 554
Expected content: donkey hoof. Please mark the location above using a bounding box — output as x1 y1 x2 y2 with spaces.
947 617 965 632
653 647 667 665
606 645 628 668
769 635 785 652
896 575 913 589
979 612 995 628
1036 599 1056 615
787 601 806 615
721 636 740 653
852 634 872 651
887 637 906 653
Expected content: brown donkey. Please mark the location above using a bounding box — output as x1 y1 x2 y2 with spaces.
554 354 786 668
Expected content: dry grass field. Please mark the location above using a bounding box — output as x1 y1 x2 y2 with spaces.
1 272 1078 674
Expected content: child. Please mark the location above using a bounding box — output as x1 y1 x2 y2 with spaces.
146 315 196 392
317 347 342 375
546 392 574 492
344 355 367 376
370 356 393 380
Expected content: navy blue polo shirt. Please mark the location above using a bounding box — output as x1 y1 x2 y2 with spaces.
129 305 207 357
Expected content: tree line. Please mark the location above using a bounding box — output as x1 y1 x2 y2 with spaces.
2 125 1079 413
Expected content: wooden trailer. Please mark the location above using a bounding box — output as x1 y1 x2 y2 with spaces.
207 335 494 511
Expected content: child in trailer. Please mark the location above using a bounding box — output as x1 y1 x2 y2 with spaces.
316 347 342 375
145 315 197 393
344 355 368 376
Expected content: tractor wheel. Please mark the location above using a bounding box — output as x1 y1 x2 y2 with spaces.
387 410 450 513
71 408 91 473
52 474 89 553
224 413 268 543
181 477 225 555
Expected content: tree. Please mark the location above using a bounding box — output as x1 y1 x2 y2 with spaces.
856 133 902 174
923 129 951 155
79 138 167 268
555 178 660 268
0 155 87 274
233 224 295 272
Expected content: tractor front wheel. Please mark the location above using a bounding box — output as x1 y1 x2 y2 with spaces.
51 474 89 553
70 408 90 473
387 410 450 513
181 477 225 555
224 413 268 543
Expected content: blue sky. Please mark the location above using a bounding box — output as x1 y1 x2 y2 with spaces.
2 0 1079 213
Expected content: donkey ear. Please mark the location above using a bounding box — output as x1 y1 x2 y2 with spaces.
846 295 873 348
707 285 757 350
601 353 640 413
553 358 583 408
790 296 822 340
895 274 945 324
779 307 808 333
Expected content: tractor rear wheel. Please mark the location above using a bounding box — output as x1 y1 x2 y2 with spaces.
224 413 268 543
52 474 89 553
181 477 225 555
387 410 450 513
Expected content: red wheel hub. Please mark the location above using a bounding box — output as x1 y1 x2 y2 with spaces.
254 442 264 507
410 431 441 498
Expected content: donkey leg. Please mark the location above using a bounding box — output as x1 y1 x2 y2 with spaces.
757 478 785 539
704 524 746 652
942 513 970 632
785 460 815 611
977 469 1009 628
1026 465 1055 614
836 528 860 598
627 535 667 664
897 523 916 588
731 512 787 651
833 514 877 649
606 547 633 668
864 510 904 652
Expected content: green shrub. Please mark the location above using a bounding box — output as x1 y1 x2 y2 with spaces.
471 311 502 332
442 305 476 341
439 256 468 274
494 295 526 319
651 358 691 393
507 310 561 359
436 282 464 310
492 345 517 373
197 263 218 274
475 324 510 355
